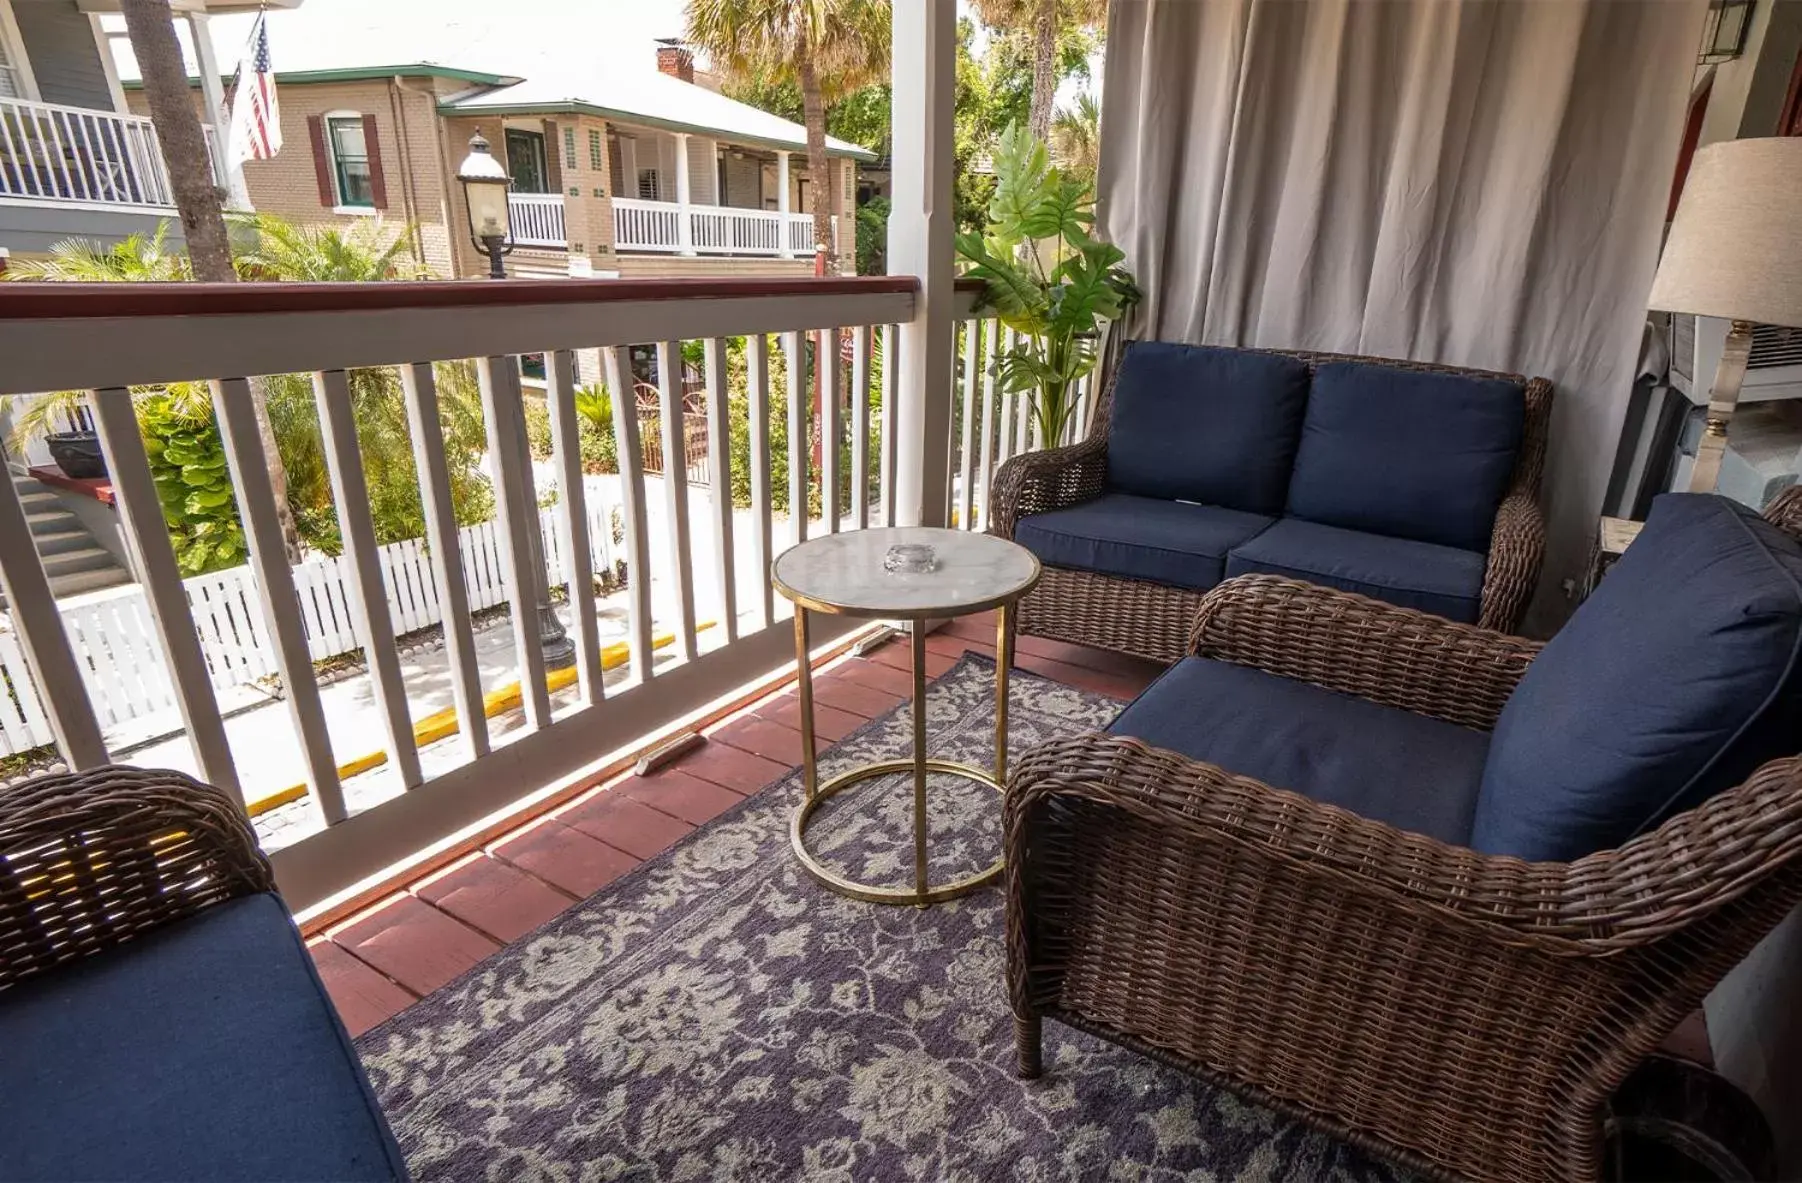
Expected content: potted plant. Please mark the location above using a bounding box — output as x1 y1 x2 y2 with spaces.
3 390 107 479
956 122 1139 447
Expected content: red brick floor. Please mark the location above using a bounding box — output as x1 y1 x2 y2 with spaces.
306 615 1164 1037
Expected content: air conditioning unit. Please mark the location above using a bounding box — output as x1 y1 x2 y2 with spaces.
1670 314 1802 403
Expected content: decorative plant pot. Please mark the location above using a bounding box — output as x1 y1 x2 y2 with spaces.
46 431 106 480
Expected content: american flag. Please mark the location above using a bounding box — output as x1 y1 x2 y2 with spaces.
226 14 280 165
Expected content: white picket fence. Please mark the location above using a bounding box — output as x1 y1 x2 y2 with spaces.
0 492 623 757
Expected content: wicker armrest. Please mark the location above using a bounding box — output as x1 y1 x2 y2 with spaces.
987 436 1108 538
1188 574 1541 730
0 766 274 991
1478 489 1547 633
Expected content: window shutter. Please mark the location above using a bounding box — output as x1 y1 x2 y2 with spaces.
544 120 563 192
361 114 388 210
306 115 335 206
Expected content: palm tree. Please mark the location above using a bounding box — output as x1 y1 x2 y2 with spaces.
685 0 890 271
1050 92 1100 184
117 0 303 560
969 0 1106 140
231 213 424 281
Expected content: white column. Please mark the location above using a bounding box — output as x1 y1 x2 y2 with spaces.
777 149 793 257
674 131 694 255
888 0 957 529
184 12 250 209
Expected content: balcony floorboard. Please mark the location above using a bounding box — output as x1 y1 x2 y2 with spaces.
307 615 1165 1039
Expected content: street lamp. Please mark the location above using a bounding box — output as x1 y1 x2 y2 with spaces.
456 130 575 671
457 130 513 279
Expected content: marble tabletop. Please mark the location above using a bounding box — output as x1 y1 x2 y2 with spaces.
772 527 1040 618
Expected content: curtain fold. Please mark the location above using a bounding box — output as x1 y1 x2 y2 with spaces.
1098 0 1706 629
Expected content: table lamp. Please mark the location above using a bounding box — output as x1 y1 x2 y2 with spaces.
1647 137 1802 492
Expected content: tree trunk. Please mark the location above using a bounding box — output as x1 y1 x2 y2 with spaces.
797 58 835 273
120 0 302 563
1028 0 1059 141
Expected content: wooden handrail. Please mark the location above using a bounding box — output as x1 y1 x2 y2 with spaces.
0 275 924 320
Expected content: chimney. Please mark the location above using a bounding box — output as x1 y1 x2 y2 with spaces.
656 40 694 83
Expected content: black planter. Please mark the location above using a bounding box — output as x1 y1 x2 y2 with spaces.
46 431 106 480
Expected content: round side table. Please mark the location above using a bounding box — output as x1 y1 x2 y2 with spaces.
772 527 1041 906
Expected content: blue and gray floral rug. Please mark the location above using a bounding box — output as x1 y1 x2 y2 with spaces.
357 655 1405 1182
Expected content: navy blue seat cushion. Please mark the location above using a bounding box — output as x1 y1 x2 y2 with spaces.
1224 516 1487 623
1105 341 1311 515
1016 493 1275 592
0 892 409 1183
1109 656 1490 844
1472 494 1802 863
1285 360 1525 552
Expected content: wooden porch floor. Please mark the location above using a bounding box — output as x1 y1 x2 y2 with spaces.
304 612 1166 1036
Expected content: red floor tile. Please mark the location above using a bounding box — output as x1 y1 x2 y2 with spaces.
659 740 793 795
811 672 904 718
308 939 416 1038
556 791 696 859
866 641 957 678
414 854 575 943
615 769 744 826
831 656 922 697
710 715 809 766
755 696 865 740
329 895 500 997
491 818 642 898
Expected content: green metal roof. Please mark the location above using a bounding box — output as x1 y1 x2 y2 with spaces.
439 99 878 162
123 63 522 89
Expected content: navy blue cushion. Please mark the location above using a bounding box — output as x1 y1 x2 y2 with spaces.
1105 342 1311 514
1472 494 1802 862
1285 361 1525 551
1109 656 1489 844
0 892 409 1183
1225 516 1487 623
1016 493 1275 591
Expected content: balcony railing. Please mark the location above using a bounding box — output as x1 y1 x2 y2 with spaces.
612 197 828 258
0 277 1058 920
0 96 188 210
508 192 565 248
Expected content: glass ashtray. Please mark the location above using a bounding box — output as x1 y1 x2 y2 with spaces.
884 543 937 574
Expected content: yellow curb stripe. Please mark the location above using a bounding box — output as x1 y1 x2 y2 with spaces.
244 623 711 818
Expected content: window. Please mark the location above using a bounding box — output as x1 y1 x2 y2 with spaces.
638 168 661 201
0 1 34 100
588 129 604 171
504 128 547 193
327 115 374 208
562 126 577 171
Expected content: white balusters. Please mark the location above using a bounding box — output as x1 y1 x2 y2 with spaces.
603 347 656 679
957 319 979 530
784 331 809 546
546 350 605 703
477 356 551 729
977 319 1000 533
851 326 872 530
655 340 699 662
746 334 775 629
880 324 899 526
703 337 738 644
819 328 842 534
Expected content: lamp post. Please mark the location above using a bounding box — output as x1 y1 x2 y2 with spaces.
456 131 576 671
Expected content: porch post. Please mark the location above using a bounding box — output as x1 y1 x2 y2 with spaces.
184 12 249 210
674 131 695 255
777 149 793 257
888 0 957 529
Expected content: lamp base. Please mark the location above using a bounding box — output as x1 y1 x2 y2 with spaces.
1687 320 1755 493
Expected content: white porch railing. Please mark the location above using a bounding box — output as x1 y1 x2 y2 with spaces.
0 96 180 209
508 193 565 248
0 277 1002 917
612 196 827 258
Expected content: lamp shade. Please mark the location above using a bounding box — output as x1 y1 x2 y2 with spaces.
1648 137 1802 327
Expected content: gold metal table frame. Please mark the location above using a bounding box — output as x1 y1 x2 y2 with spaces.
777 545 1039 907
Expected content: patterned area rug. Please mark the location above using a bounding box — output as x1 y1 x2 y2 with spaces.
357 655 1406 1182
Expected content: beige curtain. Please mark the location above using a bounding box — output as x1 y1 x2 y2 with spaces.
1098 0 1706 630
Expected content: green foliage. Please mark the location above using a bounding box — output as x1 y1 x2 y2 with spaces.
136 385 246 575
230 212 424 281
956 122 1138 445
855 196 890 277
4 224 190 282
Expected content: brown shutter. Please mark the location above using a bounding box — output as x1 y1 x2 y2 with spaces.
361 114 388 210
306 115 335 206
544 120 564 192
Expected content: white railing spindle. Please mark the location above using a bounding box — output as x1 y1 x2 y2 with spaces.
703 337 738 644
880 324 898 526
313 368 424 790
655 340 699 661
603 347 656 679
851 325 872 529
212 376 345 822
784 330 809 547
746 333 775 629
819 328 841 534
546 350 605 703
957 319 979 530
476 355 552 729
977 319 999 532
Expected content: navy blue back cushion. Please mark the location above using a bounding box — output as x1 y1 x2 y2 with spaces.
1471 494 1802 862
1105 342 1311 515
1285 361 1525 552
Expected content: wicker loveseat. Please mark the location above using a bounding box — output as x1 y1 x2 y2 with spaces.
990 343 1553 661
1005 488 1802 1183
0 768 409 1182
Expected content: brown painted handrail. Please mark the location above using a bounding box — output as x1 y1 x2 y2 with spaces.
0 275 930 320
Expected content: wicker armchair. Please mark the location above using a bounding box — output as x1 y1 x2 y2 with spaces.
989 349 1554 661
1005 494 1802 1183
0 766 274 990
